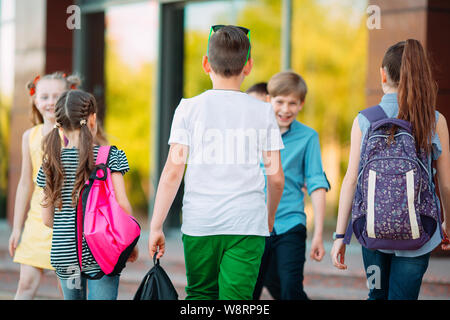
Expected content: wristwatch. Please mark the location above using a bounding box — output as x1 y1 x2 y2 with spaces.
332 232 345 240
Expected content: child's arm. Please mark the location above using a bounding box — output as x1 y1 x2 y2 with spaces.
303 132 329 262
149 143 188 259
331 117 362 269
111 172 133 216
310 188 326 261
42 204 54 228
436 114 450 250
111 171 139 262
9 130 34 257
263 150 284 232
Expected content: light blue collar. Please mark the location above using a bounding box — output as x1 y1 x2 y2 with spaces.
380 92 398 104
282 120 301 137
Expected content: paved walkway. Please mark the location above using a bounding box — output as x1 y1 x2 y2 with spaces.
0 221 449 300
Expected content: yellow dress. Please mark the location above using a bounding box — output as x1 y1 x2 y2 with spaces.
13 124 54 270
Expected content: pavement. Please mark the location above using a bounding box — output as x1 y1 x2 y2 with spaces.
0 220 449 300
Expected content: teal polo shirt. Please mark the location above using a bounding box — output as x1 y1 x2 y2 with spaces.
263 120 330 235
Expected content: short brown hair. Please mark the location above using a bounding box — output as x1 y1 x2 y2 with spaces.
208 25 251 77
267 71 307 102
246 82 268 95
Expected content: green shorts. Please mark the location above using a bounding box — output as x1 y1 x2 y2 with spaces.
182 234 265 300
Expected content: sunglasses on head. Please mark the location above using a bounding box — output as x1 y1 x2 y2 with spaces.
207 25 251 65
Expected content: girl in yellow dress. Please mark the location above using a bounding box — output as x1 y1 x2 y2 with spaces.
8 72 80 299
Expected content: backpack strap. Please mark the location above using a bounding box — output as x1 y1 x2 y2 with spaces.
96 146 112 165
343 105 387 245
343 220 353 245
359 105 387 124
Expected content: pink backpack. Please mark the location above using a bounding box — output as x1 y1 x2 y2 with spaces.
76 146 141 278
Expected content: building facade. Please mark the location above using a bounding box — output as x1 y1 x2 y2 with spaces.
2 0 450 229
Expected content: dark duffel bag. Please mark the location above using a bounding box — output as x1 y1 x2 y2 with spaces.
133 254 178 300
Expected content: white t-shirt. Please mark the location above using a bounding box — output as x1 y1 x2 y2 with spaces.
168 89 284 236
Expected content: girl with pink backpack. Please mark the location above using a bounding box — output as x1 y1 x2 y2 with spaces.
37 89 139 300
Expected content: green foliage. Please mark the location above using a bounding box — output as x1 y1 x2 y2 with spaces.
184 31 213 98
0 96 11 218
291 0 367 144
238 0 282 90
104 39 153 217
102 0 368 222
290 0 368 217
184 0 368 220
0 95 11 218
184 0 283 97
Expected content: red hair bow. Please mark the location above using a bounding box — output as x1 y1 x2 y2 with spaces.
29 75 40 96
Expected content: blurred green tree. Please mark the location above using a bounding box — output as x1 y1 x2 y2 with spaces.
100 0 367 224
0 97 10 217
290 0 367 220
104 39 154 219
183 0 368 222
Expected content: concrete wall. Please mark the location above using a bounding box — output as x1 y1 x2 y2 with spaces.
7 0 73 223
367 0 450 122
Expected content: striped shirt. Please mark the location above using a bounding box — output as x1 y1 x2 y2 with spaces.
36 145 129 280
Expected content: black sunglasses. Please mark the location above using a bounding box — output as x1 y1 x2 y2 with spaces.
207 25 251 64
211 24 250 35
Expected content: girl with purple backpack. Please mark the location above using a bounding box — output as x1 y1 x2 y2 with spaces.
37 89 138 300
331 39 450 300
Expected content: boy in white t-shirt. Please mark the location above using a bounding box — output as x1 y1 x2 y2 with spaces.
148 25 285 300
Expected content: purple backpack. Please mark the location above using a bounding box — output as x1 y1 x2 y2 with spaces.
343 105 441 250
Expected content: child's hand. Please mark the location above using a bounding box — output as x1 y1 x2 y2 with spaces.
8 229 21 257
442 222 450 251
268 216 275 233
330 239 347 270
149 229 166 259
310 236 325 262
127 246 139 263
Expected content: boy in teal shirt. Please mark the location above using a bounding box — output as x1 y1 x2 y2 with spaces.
253 71 330 300
148 25 285 300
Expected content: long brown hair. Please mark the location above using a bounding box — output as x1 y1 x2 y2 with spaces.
382 39 437 154
41 90 97 209
27 71 81 125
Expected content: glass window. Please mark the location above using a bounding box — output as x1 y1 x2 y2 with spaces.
184 0 368 225
291 0 368 222
104 1 158 222
184 0 282 97
0 0 15 218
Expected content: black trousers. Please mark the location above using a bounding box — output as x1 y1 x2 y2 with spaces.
253 223 309 300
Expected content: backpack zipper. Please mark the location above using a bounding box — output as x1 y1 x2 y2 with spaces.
367 133 430 176
368 132 414 141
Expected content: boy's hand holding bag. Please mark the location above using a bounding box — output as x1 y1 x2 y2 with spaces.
133 253 178 300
